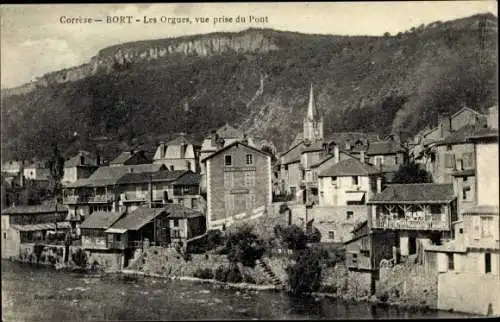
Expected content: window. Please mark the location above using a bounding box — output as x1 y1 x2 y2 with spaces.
472 215 481 240
246 154 253 165
481 216 494 238
462 186 471 201
346 211 354 220
192 198 198 210
328 231 335 240
485 253 492 273
173 219 179 227
447 253 454 270
173 230 181 239
170 165 175 171
116 234 121 242
331 176 338 185
445 153 455 168
375 156 383 166
225 195 235 210
462 152 473 169
459 228 463 234
224 155 232 166
3 232 6 239
395 156 399 165
244 172 255 187
463 177 468 182
224 172 233 188
352 176 359 186
246 194 255 210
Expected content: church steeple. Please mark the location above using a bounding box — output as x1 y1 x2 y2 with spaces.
303 83 324 142
306 83 320 121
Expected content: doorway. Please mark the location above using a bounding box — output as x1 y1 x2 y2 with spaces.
409 236 417 255
485 253 492 274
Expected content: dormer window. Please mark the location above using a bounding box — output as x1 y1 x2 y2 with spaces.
224 155 232 166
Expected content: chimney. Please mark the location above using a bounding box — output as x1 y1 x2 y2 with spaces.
334 145 340 163
376 176 382 193
360 150 365 164
439 113 452 138
211 131 218 147
96 150 101 166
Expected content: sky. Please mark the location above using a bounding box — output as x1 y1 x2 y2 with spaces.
0 2 497 88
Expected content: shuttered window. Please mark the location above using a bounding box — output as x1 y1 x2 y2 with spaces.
462 152 473 169
472 215 481 240
445 153 455 168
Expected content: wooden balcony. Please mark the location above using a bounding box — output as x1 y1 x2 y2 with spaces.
87 194 114 204
372 218 449 231
64 195 88 204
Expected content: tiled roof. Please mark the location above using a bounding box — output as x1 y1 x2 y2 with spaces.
216 123 244 139
109 206 165 231
2 204 68 215
11 222 71 232
80 211 124 229
435 124 488 146
109 151 134 164
281 142 304 164
319 158 379 177
173 172 201 186
151 170 188 182
201 141 271 163
166 135 194 146
369 183 455 204
67 164 165 188
64 151 97 168
366 141 407 155
164 203 204 219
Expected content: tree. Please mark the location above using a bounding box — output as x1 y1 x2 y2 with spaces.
286 248 322 297
48 145 65 200
392 161 433 184
278 224 308 250
226 224 266 268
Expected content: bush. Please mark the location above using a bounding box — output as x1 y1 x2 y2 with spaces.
71 249 88 267
319 284 337 294
286 248 322 297
226 225 266 268
280 225 307 250
193 268 214 280
214 265 228 282
377 291 390 303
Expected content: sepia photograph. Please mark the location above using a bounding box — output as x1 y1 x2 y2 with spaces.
1 2 498 321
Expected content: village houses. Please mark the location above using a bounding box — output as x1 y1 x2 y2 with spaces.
62 150 100 185
201 141 272 230
152 133 200 172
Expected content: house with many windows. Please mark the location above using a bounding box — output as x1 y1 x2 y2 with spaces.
202 141 272 230
152 133 200 172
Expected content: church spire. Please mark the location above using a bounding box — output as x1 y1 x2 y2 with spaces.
306 83 319 121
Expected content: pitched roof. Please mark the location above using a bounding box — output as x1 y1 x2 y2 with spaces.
164 203 204 219
173 172 201 186
366 141 407 155
369 184 455 204
200 141 270 163
109 206 165 231
67 164 165 188
281 142 304 164
216 123 244 139
435 124 489 146
166 135 195 146
151 170 189 182
80 211 124 229
64 151 99 168
319 158 379 177
2 204 68 215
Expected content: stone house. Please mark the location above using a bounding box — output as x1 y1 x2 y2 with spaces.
23 159 50 181
62 150 100 185
165 203 206 245
201 141 272 230
311 154 383 243
152 133 200 172
1 204 70 259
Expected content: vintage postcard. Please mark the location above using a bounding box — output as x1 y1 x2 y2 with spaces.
1 2 498 321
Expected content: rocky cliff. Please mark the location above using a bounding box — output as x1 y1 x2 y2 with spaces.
1 14 497 162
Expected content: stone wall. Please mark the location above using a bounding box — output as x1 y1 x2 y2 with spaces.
438 272 500 316
376 262 437 309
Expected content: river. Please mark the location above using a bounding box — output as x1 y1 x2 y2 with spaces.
2 260 473 321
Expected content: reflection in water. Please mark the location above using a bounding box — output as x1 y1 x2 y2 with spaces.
2 261 473 321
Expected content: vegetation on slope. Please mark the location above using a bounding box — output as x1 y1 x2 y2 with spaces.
1 13 497 161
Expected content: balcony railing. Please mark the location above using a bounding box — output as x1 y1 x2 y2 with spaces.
88 195 114 203
372 218 449 231
64 195 88 204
